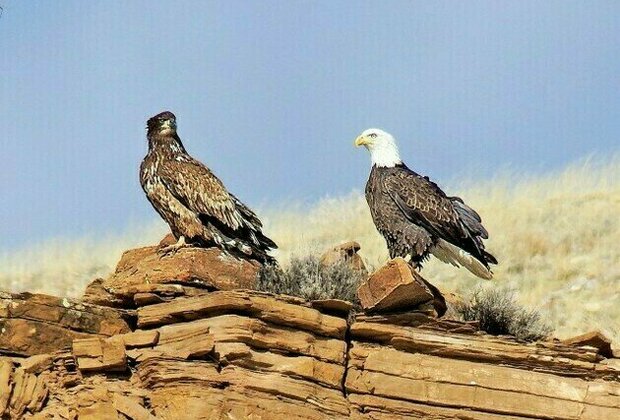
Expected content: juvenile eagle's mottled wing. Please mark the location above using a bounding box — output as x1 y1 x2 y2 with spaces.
231 193 264 228
383 166 488 264
158 159 245 231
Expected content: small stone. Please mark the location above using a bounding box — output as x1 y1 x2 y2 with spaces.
320 241 367 275
73 337 127 373
121 330 160 348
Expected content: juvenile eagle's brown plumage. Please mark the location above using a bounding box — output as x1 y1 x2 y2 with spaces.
140 111 277 264
356 128 497 279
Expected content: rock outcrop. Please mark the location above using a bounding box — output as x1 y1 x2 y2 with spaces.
83 235 261 308
1 243 619 419
0 291 130 357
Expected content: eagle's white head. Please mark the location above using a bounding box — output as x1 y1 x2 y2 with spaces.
354 128 402 168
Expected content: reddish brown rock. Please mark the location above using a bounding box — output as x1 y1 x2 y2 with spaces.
0 291 130 356
350 315 620 381
136 290 349 339
83 236 262 308
356 258 435 313
120 329 160 348
320 241 368 275
562 330 613 358
1 287 620 419
137 358 350 419
346 341 620 420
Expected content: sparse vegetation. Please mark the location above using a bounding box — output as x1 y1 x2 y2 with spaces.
256 255 363 303
456 287 553 342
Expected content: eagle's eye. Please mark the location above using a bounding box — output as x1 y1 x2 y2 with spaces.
369 133 378 139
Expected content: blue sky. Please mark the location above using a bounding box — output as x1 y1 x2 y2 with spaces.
1 1 618 250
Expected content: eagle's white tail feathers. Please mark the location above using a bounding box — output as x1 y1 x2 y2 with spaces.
430 239 493 280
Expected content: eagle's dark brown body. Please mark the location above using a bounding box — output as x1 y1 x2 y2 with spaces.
365 163 497 271
140 111 276 264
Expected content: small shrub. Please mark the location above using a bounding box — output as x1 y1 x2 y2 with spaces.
456 287 552 342
256 255 363 303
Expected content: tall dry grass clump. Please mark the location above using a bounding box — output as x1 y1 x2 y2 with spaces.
1 155 618 341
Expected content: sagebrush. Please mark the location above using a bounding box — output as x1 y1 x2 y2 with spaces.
256 255 363 303
456 287 553 342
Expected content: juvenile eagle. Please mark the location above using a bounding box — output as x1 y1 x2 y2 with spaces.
140 111 277 264
355 129 497 279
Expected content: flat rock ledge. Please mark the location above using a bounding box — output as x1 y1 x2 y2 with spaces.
1 287 619 419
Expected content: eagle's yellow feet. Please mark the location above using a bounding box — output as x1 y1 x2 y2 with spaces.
158 236 190 258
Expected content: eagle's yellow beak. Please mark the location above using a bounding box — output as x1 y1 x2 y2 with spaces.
355 135 369 147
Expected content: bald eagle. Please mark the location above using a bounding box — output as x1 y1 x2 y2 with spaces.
355 129 497 279
140 111 277 264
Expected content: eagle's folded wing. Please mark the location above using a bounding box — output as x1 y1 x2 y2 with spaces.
230 193 264 228
158 159 244 231
383 169 470 247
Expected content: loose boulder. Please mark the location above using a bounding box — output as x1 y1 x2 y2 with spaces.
356 258 436 314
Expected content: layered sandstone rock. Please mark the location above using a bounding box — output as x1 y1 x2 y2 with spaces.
0 291 130 357
1 290 352 419
1 245 619 419
348 314 620 419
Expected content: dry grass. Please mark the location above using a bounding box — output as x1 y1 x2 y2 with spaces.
1 156 619 342
0 221 167 297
